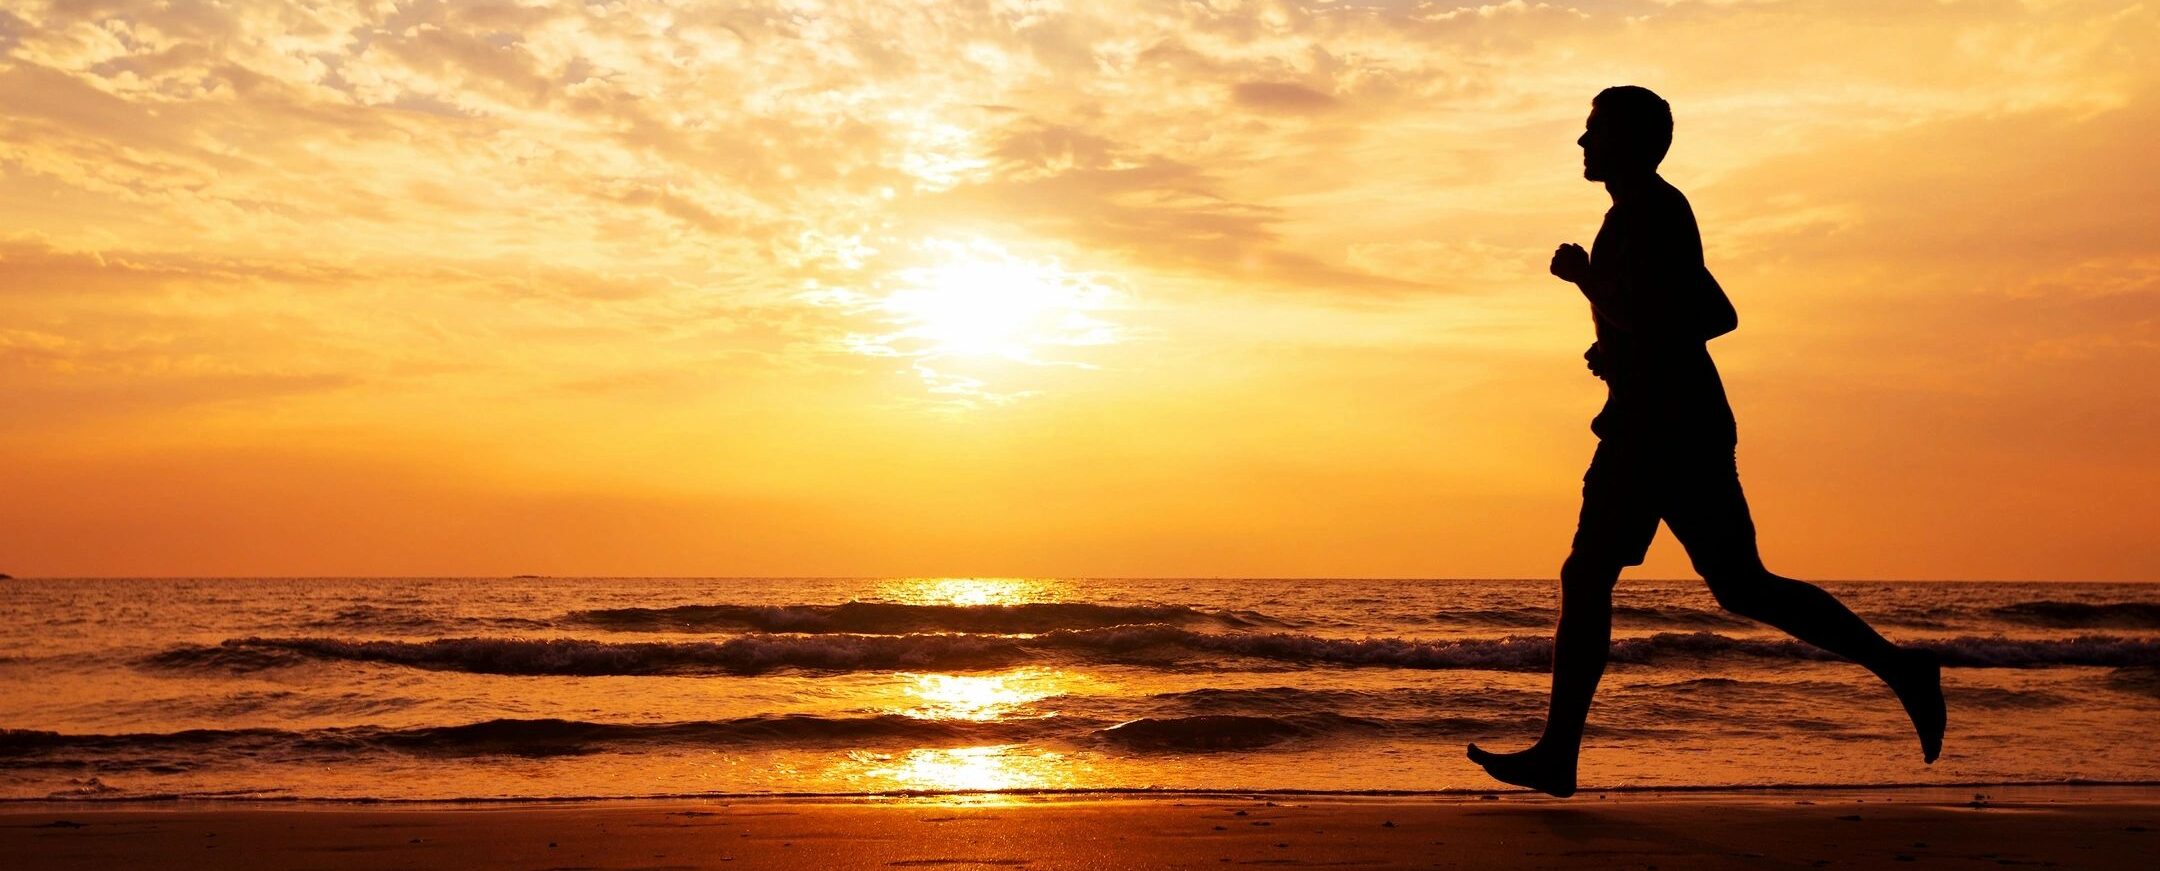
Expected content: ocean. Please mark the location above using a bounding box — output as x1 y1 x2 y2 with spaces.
2 577 2155 801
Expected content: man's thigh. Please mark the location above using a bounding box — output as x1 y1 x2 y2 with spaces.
1570 443 1662 568
1659 448 1764 576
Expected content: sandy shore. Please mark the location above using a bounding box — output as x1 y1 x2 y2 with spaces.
4 787 2154 869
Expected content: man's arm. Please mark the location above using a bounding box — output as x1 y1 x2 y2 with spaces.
1693 267 1738 341
1552 195 1736 341
1550 244 1633 331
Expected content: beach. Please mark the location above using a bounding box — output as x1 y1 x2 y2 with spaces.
6 788 2156 869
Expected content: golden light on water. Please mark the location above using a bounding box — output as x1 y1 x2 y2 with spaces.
878 577 1066 607
847 745 1080 793
892 668 1077 721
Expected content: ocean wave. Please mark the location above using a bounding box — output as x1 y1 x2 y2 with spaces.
301 605 553 635
140 629 2160 677
143 633 1043 676
1987 601 2160 629
2 706 1714 772
1424 597 2160 633
0 712 1491 766
0 715 1077 765
2107 667 2160 698
1094 713 1384 750
301 605 451 633
1425 605 1748 630
1056 686 1549 728
563 601 1281 634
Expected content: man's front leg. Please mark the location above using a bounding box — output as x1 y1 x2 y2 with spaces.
1468 552 1619 797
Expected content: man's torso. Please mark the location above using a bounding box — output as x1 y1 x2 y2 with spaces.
1588 182 1737 448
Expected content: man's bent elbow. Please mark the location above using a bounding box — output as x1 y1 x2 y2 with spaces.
1702 310 1738 341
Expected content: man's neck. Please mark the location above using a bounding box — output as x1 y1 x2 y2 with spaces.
1602 171 1660 203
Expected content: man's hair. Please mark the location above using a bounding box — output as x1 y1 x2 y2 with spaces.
1592 85 1673 168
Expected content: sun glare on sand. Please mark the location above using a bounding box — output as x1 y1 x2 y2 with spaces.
805 239 1123 401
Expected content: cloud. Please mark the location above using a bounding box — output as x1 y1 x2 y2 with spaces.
1232 80 1341 114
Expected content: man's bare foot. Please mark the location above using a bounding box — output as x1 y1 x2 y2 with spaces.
1885 649 1946 763
1466 742 1578 798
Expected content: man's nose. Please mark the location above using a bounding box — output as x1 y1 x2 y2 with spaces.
1576 133 1589 148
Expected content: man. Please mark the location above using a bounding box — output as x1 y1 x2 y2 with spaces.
1465 86 1946 798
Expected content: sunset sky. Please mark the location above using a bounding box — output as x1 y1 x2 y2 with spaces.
1 0 2153 579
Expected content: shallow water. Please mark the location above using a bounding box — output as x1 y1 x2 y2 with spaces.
1 577 2155 800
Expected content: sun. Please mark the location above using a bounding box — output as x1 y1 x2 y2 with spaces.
803 237 1123 401
889 259 1064 359
882 238 1120 362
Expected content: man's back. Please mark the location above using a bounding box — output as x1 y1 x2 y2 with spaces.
1586 175 1737 448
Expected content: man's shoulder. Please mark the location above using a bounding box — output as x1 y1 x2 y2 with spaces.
1645 176 1692 210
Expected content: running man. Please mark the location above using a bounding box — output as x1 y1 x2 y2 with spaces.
1466 86 1947 798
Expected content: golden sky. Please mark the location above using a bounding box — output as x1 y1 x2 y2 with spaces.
2 0 2153 579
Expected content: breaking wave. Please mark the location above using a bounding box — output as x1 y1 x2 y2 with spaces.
300 605 550 635
1986 601 2160 629
563 601 1282 634
142 629 2160 677
1425 605 1748 630
0 715 1078 764
1094 713 1384 750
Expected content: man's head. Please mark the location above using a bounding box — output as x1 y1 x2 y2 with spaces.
1579 86 1672 182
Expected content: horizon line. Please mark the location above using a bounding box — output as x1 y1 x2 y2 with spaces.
4 575 2151 584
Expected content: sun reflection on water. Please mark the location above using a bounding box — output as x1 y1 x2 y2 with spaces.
875 577 1066 606
846 745 1081 793
891 667 1079 721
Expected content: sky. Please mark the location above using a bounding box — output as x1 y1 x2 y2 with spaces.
1 0 2153 579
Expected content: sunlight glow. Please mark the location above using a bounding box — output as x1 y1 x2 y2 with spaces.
890 110 991 191
848 744 1078 793
803 238 1124 402
884 243 1117 360
876 577 1064 606
892 668 1069 721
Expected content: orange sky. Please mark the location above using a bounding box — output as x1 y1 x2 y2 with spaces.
1 1 2154 579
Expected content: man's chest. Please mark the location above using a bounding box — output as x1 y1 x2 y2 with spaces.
1589 210 1634 266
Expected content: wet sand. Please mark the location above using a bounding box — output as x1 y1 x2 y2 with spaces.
5 788 2155 869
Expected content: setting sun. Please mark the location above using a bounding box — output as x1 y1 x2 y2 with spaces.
802 237 1124 401
885 240 1120 361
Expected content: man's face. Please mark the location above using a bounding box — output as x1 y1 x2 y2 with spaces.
1577 107 1612 182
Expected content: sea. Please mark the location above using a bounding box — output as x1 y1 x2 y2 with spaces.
2 577 2156 801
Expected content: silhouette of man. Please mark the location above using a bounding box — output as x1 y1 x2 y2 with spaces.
1466 86 1946 798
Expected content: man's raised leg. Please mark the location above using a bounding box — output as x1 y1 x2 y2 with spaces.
1666 457 1947 763
1700 561 1946 762
1467 552 1622 797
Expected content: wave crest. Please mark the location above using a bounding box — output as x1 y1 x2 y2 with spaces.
1095 713 1383 750
0 715 1074 764
1426 605 1747 630
1988 601 2160 629
564 601 1280 634
142 629 2160 677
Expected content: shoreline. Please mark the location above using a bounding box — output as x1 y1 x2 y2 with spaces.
9 779 2160 806
7 787 2156 870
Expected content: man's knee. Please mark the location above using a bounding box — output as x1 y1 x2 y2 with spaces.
1702 564 1775 617
1560 553 1622 594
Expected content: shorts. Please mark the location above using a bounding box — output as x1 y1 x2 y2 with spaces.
1570 440 1758 569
